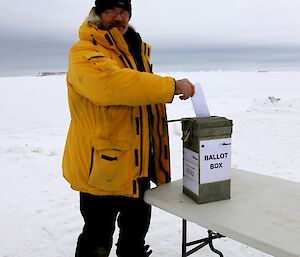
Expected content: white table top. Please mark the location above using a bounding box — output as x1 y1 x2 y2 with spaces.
144 168 300 257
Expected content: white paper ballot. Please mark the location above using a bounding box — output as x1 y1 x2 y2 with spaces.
191 82 210 118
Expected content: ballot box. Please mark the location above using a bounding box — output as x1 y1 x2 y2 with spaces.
182 116 233 204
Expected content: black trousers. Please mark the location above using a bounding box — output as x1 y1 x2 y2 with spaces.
75 181 152 257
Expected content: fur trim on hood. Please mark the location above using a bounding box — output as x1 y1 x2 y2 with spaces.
85 7 102 27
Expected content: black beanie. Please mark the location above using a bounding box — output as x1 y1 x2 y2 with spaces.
95 0 132 18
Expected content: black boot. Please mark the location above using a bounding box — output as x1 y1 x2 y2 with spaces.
76 245 109 257
75 234 109 257
90 247 109 257
116 243 152 257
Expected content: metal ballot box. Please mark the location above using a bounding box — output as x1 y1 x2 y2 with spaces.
182 116 233 204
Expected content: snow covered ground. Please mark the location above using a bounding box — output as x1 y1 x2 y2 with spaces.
1 71 300 257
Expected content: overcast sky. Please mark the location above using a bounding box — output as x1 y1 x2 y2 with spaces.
1 0 300 74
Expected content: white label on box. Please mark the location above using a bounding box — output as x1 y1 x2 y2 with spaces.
200 138 231 184
183 148 199 195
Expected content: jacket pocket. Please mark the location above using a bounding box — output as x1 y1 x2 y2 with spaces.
88 139 134 191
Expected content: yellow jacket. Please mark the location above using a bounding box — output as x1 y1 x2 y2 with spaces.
62 10 175 198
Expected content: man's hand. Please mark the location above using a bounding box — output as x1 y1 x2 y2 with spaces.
174 79 195 100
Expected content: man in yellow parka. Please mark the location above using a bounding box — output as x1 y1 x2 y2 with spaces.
62 0 195 256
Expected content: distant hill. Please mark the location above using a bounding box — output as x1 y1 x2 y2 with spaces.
35 72 66 77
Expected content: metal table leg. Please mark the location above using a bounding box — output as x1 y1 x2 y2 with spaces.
182 219 187 257
182 219 225 257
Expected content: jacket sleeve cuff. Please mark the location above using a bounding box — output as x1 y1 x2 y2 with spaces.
168 79 176 103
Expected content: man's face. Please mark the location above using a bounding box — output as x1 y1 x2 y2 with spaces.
100 7 130 35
